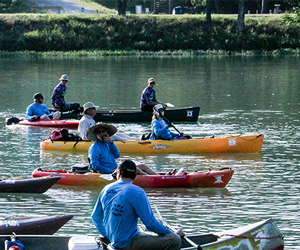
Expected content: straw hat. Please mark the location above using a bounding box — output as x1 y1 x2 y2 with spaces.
86 123 117 141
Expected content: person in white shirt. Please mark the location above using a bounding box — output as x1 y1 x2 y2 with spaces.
78 102 98 140
78 102 137 141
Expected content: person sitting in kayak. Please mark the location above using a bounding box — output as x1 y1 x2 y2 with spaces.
87 123 157 175
51 74 80 113
140 78 166 112
26 93 60 121
92 159 184 250
78 102 98 140
150 104 187 140
78 102 136 141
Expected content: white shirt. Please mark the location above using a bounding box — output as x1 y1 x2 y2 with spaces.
78 114 96 139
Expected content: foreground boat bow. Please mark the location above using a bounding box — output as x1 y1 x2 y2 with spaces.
0 218 283 250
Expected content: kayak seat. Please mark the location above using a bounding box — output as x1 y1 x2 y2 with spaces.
140 132 152 140
71 164 90 174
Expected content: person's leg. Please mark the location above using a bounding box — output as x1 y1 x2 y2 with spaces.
123 232 181 250
136 163 157 175
40 115 51 120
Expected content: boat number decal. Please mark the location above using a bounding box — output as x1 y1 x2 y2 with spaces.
186 110 193 117
214 175 224 183
102 114 114 117
153 144 168 149
3 220 20 227
54 144 63 147
228 138 237 146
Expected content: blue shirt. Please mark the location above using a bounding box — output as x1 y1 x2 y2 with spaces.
92 180 173 248
140 86 157 109
51 83 66 109
25 103 51 121
88 140 120 174
151 118 179 140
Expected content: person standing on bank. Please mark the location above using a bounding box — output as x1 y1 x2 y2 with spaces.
140 78 166 112
26 93 60 121
87 123 157 175
78 102 98 140
51 74 80 113
92 159 183 250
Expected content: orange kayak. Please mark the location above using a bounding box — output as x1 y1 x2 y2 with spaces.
40 134 264 154
31 168 234 188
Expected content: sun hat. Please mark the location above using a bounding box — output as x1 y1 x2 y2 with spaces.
83 102 99 112
86 123 117 141
59 74 69 81
148 78 155 84
153 104 165 116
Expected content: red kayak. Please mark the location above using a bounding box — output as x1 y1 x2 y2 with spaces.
6 117 79 129
32 168 234 188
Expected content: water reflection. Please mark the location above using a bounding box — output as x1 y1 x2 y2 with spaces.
0 56 300 248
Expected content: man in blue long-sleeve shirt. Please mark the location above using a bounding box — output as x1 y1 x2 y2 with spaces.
87 123 157 175
26 93 60 121
92 160 183 250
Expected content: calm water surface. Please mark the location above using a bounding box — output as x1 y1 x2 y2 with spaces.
0 56 300 248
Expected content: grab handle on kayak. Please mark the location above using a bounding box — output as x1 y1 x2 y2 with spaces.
138 141 152 144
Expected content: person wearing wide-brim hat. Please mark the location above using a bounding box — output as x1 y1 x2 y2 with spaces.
87 123 157 175
87 123 120 174
78 102 99 140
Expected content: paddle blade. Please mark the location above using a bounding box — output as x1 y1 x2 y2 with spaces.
165 103 174 108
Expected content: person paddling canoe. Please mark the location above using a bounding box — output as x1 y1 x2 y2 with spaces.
140 78 167 112
51 74 80 113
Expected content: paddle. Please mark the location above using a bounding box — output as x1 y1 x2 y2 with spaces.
160 112 182 135
165 103 175 108
154 205 202 250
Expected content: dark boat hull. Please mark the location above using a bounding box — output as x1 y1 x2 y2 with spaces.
0 177 61 193
0 219 284 250
0 215 73 235
58 106 200 123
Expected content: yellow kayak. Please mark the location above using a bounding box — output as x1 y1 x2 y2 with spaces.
40 134 264 154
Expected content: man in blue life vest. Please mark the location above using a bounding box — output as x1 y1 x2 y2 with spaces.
92 159 184 250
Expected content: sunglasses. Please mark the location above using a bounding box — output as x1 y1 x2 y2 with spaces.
150 82 155 85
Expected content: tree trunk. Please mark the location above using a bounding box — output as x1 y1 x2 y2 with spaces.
117 0 127 15
205 0 213 30
237 0 245 33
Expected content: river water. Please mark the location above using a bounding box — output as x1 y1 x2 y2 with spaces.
0 55 299 248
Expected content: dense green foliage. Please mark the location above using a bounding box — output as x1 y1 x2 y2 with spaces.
0 14 299 52
0 0 37 13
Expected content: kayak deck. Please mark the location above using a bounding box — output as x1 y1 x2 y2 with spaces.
31 168 234 188
40 134 264 154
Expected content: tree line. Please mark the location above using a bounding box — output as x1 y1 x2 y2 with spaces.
95 0 292 15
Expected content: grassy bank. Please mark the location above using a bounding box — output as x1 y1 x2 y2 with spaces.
0 14 299 54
